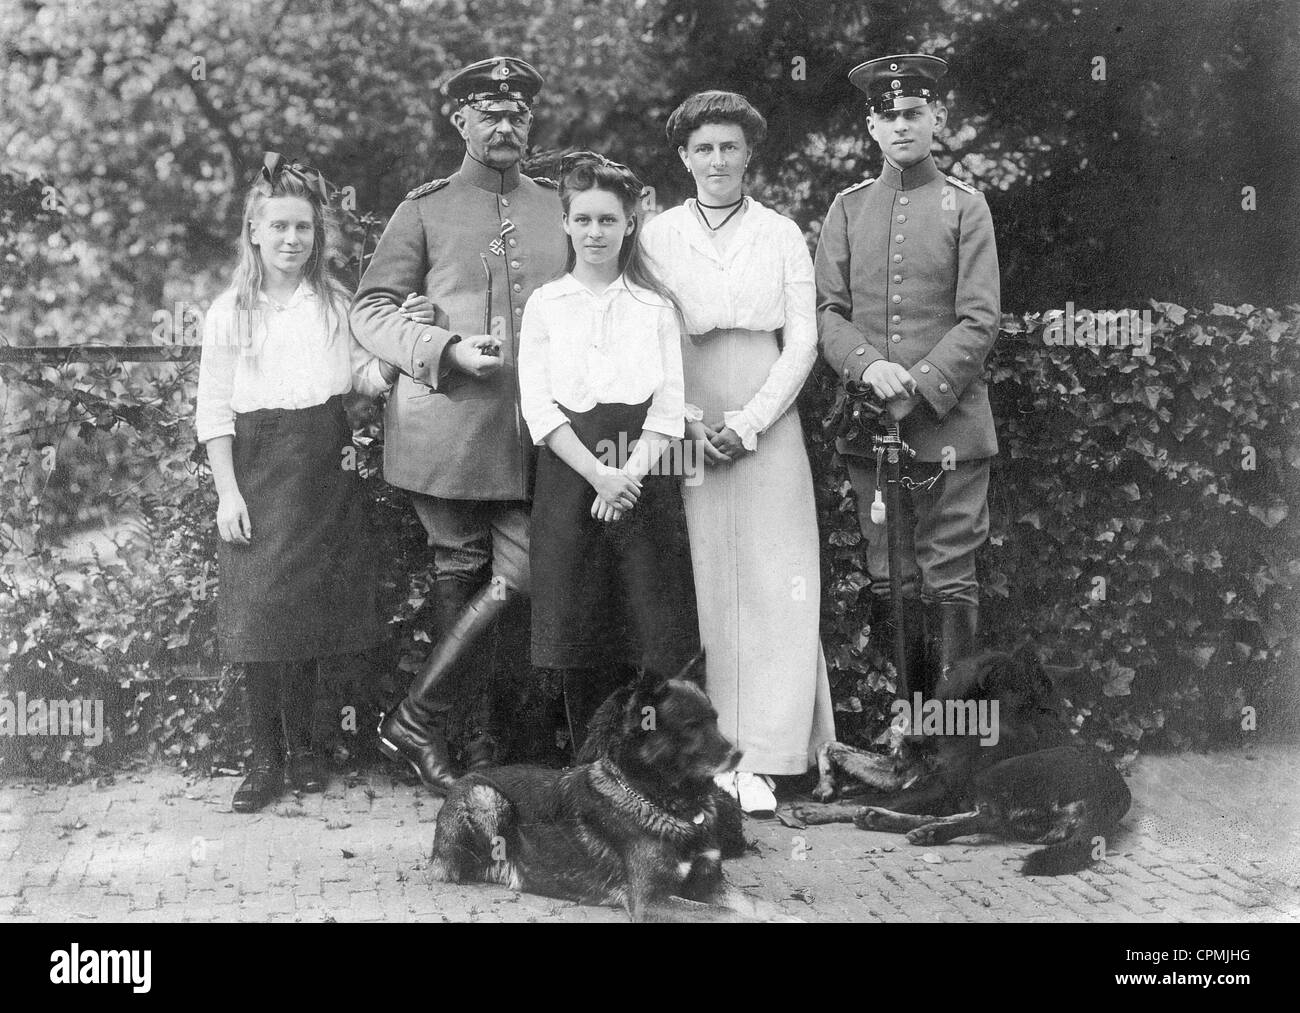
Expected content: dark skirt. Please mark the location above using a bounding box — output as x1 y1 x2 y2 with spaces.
530 400 700 676
216 395 380 663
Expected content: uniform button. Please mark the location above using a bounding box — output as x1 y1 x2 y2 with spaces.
939 383 949 392
895 234 904 243
854 347 865 355
514 306 523 315
415 359 425 368
891 334 901 343
509 238 518 247
510 260 521 269
899 196 910 205
891 294 901 304
512 283 522 292
920 364 931 374
892 314 901 323
893 274 903 283
421 334 431 342
501 197 511 207
893 253 902 262
896 214 906 223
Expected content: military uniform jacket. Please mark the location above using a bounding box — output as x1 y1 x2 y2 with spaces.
815 155 1000 462
350 154 567 499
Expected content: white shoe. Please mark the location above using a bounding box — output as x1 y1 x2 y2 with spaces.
713 771 739 799
735 772 777 814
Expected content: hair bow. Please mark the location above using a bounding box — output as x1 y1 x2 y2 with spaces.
253 151 332 204
557 150 647 200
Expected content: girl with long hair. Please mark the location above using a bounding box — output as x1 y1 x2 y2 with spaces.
517 152 700 753
196 155 396 812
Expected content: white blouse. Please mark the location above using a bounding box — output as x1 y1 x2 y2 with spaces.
640 198 818 450
518 273 686 444
195 283 392 443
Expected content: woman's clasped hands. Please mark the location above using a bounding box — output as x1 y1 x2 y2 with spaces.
590 464 641 523
686 419 749 466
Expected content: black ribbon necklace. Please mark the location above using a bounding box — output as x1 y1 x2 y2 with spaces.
695 196 745 232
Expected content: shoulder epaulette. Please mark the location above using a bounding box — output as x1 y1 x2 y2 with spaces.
404 177 451 201
945 174 979 195
529 175 558 189
839 177 875 197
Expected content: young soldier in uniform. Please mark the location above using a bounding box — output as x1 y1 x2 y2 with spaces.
815 54 1000 695
351 57 567 791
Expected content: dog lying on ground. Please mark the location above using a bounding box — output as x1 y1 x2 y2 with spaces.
430 660 792 922
790 644 1131 875
578 654 746 861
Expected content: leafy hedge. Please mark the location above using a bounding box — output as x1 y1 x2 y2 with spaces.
2 303 1298 779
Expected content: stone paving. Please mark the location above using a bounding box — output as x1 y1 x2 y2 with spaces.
1 742 1296 923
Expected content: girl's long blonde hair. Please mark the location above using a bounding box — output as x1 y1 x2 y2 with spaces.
225 169 348 350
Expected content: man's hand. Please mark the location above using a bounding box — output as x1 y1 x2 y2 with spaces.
862 360 917 402
447 335 504 378
887 393 921 421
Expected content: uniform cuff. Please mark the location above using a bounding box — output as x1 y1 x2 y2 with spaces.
840 342 882 383
911 360 959 418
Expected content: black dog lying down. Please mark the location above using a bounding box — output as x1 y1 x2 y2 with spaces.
430 658 790 922
792 644 1131 875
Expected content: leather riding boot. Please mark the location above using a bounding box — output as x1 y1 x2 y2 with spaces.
465 594 531 771
869 594 925 699
933 603 980 694
378 580 515 792
234 662 285 813
281 659 327 794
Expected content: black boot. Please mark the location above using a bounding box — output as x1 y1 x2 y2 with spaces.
234 662 285 813
282 659 328 793
378 579 515 792
465 593 531 771
926 603 980 696
869 594 926 699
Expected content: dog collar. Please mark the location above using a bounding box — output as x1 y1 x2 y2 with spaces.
603 761 706 825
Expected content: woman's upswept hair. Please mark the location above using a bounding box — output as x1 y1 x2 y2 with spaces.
225 165 348 351
666 90 768 150
557 151 683 319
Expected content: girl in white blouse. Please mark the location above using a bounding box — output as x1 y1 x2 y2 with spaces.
518 152 700 753
196 157 395 813
642 92 835 814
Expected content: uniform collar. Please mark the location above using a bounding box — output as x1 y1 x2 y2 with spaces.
879 155 942 191
459 151 522 194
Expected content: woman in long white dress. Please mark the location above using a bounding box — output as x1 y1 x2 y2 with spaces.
641 91 835 813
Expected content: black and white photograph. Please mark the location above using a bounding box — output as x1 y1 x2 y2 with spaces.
0 0 1296 961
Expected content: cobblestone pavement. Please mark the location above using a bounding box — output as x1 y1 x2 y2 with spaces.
1 742 1296 923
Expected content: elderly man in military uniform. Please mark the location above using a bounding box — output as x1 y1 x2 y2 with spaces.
350 56 567 791
815 54 1001 696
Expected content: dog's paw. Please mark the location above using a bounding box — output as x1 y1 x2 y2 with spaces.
851 806 886 830
905 826 937 846
811 783 836 803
